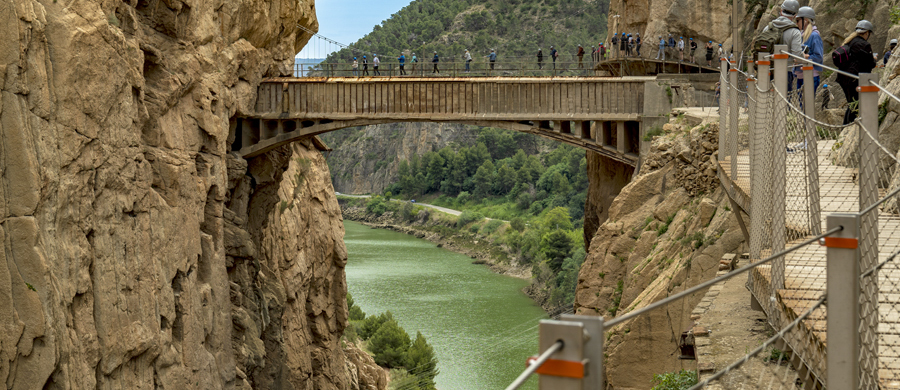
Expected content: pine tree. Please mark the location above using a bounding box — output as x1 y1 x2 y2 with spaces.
405 332 439 390
368 319 412 368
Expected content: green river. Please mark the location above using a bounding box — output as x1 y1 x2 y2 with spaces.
344 220 546 389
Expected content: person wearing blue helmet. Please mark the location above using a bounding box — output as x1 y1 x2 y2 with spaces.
362 55 369 76
706 41 714 66
678 36 685 61
352 57 359 76
635 33 642 56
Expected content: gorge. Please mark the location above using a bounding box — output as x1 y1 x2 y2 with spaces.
7 0 900 389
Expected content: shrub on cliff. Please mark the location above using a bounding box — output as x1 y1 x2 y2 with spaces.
456 210 484 228
651 369 698 390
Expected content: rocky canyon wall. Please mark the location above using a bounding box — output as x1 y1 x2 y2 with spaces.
0 0 367 388
611 0 897 60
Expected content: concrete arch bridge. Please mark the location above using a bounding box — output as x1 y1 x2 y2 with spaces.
232 77 674 167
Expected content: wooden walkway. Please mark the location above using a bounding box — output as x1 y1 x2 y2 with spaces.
719 140 900 388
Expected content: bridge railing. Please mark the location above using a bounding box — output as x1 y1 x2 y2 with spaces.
294 59 602 78
505 45 900 389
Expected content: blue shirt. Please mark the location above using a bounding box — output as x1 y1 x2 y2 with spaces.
794 28 823 76
489 52 497 61
398 55 405 64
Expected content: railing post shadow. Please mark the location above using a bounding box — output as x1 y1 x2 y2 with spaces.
729 60 739 180
802 66 822 235
825 213 860 390
750 53 771 261
771 44 789 291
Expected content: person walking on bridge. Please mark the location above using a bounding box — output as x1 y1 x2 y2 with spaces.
611 34 619 58
678 37 685 62
793 6 822 93
668 34 676 60
352 57 359 76
636 33 642 56
689 38 698 63
373 54 381 76
488 49 497 70
398 53 406 75
577 45 585 68
464 49 472 72
837 20 876 124
620 33 627 59
411 53 418 74
599 43 606 60
362 55 369 76
706 41 714 66
550 46 559 69
537 48 544 70
656 36 665 60
432 51 440 74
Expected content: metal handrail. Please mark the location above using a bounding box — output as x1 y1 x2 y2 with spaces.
505 340 564 390
777 50 860 80
869 80 900 106
604 226 842 328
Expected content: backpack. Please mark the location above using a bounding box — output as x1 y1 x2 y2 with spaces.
753 20 798 56
611 36 618 44
832 44 852 70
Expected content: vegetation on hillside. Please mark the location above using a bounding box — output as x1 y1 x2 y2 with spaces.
325 0 610 63
345 293 439 389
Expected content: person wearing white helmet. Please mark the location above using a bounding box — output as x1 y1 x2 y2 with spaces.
793 6 823 93
884 39 897 66
762 0 803 58
838 20 877 124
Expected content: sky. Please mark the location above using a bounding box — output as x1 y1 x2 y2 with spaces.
296 0 415 59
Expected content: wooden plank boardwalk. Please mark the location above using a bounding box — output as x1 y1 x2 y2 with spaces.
719 140 900 388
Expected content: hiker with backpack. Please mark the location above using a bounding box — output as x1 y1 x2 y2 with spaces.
611 34 619 58
793 6 823 93
835 20 877 124
754 0 804 76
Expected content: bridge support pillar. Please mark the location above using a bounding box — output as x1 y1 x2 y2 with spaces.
616 121 626 154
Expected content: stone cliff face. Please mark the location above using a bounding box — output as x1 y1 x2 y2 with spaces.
0 0 368 387
322 123 478 194
611 0 896 59
577 119 747 389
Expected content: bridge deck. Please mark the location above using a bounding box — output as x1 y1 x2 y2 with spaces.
720 140 900 388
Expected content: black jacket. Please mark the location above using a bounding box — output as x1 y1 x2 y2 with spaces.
838 36 876 85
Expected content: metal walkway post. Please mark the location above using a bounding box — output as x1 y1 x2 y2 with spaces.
857 72 880 388
825 213 860 390
803 66 822 235
750 53 771 261
771 44 789 290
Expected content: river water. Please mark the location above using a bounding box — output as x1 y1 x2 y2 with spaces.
344 221 545 389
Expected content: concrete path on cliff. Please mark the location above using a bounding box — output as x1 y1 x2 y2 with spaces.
336 193 463 216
